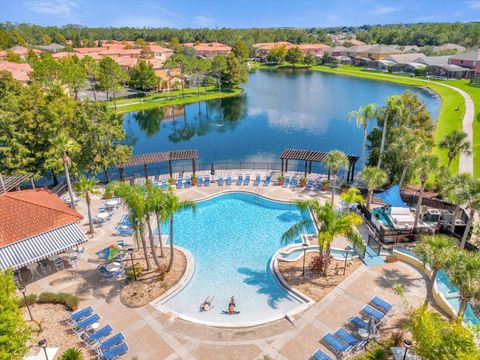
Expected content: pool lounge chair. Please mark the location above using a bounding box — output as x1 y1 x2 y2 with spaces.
290 177 297 190
315 180 322 191
264 175 271 186
97 333 126 353
253 174 261 186
322 333 352 357
312 349 333 360
161 180 167 190
115 226 134 236
184 177 191 188
283 177 290 188
68 306 94 324
84 325 113 347
176 178 183 189
98 342 129 360
306 179 314 190
244 174 250 185
334 328 365 349
218 177 225 186
371 296 393 313
350 316 368 330
226 176 232 185
236 175 243 185
197 176 204 187
74 314 100 334
204 176 211 186
362 305 385 322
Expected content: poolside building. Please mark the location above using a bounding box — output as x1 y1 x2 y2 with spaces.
0 189 86 271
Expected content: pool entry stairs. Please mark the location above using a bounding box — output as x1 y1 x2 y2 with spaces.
362 245 385 266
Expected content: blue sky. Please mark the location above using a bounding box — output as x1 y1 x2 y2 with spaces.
1 0 479 28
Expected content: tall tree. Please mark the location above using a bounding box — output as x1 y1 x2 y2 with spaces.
232 39 249 61
221 53 242 89
325 150 349 205
414 235 456 306
266 44 287 63
376 95 404 169
413 154 439 229
32 54 61 86
303 51 314 66
129 59 159 91
458 175 480 248
81 55 98 100
146 185 169 259
347 103 377 170
74 175 100 234
359 166 388 210
440 173 470 233
282 201 364 277
0 270 31 360
209 55 227 92
438 130 472 170
285 46 303 68
59 55 87 99
97 56 128 109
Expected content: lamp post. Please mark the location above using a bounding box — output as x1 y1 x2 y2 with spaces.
210 163 215 183
127 247 137 281
18 286 33 321
402 339 413 360
343 245 352 276
302 243 309 276
38 339 48 360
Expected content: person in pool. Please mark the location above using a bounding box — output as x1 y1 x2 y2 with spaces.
228 296 236 314
200 296 214 312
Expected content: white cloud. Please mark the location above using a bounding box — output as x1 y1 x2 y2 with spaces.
326 14 340 21
194 15 215 27
27 0 77 16
112 16 177 28
465 0 480 9
369 6 400 15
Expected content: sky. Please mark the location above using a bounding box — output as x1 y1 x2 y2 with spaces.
0 0 479 28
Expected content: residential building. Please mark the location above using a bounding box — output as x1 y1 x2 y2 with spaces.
183 42 232 58
295 44 329 56
36 43 65 53
253 42 293 57
0 45 41 60
323 46 347 57
155 68 183 91
0 61 32 82
342 45 374 58
415 55 452 66
448 49 480 73
361 44 402 60
435 43 466 54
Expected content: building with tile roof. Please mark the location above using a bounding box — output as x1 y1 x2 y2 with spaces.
0 61 32 82
183 42 232 58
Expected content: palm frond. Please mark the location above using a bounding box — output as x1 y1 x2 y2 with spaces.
281 219 313 245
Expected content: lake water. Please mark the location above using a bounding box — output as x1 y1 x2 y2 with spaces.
122 70 440 171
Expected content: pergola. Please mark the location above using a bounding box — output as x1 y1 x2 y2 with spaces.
117 149 198 179
0 173 34 194
279 148 359 182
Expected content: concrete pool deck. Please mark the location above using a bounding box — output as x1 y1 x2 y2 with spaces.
22 176 428 359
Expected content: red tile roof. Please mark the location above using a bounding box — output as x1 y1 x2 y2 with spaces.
0 189 83 246
0 61 32 82
183 42 231 52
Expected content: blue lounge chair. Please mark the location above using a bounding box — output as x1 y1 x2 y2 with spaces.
226 176 232 185
236 175 243 185
99 342 129 360
204 176 211 186
161 180 167 190
315 181 322 191
184 177 191 188
74 314 100 333
371 296 393 313
362 305 385 321
350 316 368 329
85 325 113 346
218 177 225 186
68 306 93 324
176 178 183 189
306 179 314 190
322 333 351 356
98 333 126 353
283 177 290 188
291 177 297 190
115 227 134 236
197 176 204 187
253 175 261 186
244 174 250 185
335 328 365 348
313 349 332 360
264 175 271 186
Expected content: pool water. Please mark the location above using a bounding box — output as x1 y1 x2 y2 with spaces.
157 192 314 325
371 207 394 228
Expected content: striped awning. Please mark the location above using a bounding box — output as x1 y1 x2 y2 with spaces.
0 223 87 270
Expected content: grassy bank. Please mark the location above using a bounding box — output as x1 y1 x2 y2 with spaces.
109 86 243 113
251 62 466 173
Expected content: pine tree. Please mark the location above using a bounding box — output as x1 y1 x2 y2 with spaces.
221 53 241 89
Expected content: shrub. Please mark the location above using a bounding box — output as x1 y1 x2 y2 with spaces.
127 263 143 280
37 292 79 311
17 294 37 308
61 348 83 360
310 254 325 273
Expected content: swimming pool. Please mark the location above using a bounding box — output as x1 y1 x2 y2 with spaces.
278 245 357 261
156 192 315 326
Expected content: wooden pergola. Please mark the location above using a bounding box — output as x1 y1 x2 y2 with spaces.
279 149 359 182
0 173 34 194
117 150 198 179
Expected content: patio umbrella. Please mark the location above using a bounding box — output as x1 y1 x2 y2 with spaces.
367 316 379 339
95 244 124 262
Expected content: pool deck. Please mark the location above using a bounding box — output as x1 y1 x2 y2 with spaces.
22 176 428 359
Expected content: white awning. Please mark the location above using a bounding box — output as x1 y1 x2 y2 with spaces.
0 223 87 270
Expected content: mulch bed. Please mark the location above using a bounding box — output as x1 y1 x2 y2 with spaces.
120 247 186 308
278 252 362 302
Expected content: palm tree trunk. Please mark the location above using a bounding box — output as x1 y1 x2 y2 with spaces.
156 215 165 258
377 115 388 169
139 224 151 270
330 173 337 205
86 193 94 234
425 268 438 306
63 155 75 209
362 124 367 170
450 205 460 232
166 216 175 272
458 297 469 320
399 164 408 189
460 209 475 248
146 215 161 269
367 190 372 210
323 246 331 277
414 181 426 229
447 156 453 170
113 89 117 110
92 80 97 100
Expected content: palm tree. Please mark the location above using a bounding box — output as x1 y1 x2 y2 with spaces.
348 103 377 170
145 184 168 266
413 154 439 230
51 131 80 209
377 95 404 169
359 166 388 210
440 173 470 233
438 130 472 171
165 190 196 272
282 201 365 277
445 250 480 320
340 187 365 208
74 176 100 234
414 235 456 306
459 175 480 249
325 150 349 205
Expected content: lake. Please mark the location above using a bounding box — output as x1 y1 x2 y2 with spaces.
122 70 440 172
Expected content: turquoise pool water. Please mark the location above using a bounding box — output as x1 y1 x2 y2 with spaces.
158 192 314 325
371 207 394 228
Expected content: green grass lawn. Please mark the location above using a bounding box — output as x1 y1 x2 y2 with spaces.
109 87 243 113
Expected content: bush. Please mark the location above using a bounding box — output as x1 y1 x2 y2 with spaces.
37 292 79 311
127 263 143 280
61 348 83 360
17 294 37 308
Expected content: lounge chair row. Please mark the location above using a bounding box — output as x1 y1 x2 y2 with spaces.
313 296 393 359
68 306 129 359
